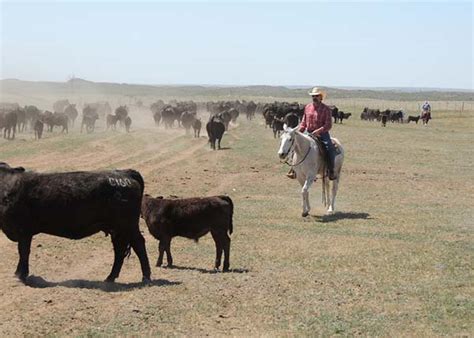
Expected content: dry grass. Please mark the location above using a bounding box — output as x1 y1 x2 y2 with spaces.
0 110 472 336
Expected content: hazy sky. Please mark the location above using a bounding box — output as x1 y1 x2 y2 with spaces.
1 1 473 89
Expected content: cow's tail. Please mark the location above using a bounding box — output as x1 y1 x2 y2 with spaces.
129 169 145 195
220 195 234 235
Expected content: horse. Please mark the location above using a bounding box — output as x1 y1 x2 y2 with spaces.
278 125 344 217
421 111 431 126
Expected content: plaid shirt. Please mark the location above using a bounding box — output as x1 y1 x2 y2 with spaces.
299 102 332 134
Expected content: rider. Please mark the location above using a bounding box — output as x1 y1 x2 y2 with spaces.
422 101 431 116
287 87 337 180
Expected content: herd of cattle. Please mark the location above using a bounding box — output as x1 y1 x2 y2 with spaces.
0 100 134 140
360 107 431 126
0 98 431 146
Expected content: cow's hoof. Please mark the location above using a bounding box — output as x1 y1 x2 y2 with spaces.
223 267 230 272
104 276 116 283
16 274 28 283
142 277 152 285
302 212 309 217
156 262 162 267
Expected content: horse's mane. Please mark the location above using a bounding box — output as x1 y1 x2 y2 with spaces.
295 131 318 148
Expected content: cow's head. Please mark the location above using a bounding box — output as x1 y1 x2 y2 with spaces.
278 124 298 160
0 162 25 175
140 194 164 219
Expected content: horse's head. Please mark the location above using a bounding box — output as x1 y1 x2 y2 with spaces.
278 124 298 160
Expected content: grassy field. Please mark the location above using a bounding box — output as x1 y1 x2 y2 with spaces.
0 110 472 336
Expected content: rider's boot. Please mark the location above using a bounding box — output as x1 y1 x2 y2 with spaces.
286 168 296 179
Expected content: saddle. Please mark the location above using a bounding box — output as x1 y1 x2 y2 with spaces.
308 134 341 158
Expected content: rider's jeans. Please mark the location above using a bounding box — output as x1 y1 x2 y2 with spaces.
320 132 336 171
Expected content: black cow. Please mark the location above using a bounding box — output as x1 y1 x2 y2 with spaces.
381 114 388 127
141 194 233 271
408 115 421 124
328 105 339 123
153 110 161 126
180 111 196 135
272 117 284 138
124 116 132 133
284 113 299 128
34 119 44 140
64 104 78 127
81 107 99 133
44 112 68 133
0 111 17 140
192 118 202 138
217 111 232 131
338 112 352 123
206 116 225 150
0 163 151 283
161 107 176 129
106 114 119 130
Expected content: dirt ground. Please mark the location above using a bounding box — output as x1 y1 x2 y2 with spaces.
0 110 472 336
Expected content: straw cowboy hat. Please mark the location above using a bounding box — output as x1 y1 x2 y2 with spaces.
308 87 327 99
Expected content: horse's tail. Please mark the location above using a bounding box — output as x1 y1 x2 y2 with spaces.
322 176 326 206
322 176 330 207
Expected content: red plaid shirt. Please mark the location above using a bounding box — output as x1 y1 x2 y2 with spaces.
299 102 333 134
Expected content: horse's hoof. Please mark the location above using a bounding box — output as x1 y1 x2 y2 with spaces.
302 212 309 217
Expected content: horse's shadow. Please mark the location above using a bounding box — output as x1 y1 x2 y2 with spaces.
310 212 372 223
162 265 249 274
218 147 232 151
24 275 180 292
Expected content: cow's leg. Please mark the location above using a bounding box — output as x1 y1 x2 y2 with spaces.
222 233 231 272
15 236 32 282
211 230 223 271
217 137 222 150
130 232 151 282
157 240 165 267
164 238 173 267
106 235 128 282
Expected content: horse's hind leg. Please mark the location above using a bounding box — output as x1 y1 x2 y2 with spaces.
327 178 339 214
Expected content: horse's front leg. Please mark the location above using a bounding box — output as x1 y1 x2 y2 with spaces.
300 175 315 217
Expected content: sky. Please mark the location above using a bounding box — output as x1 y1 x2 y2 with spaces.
1 1 473 89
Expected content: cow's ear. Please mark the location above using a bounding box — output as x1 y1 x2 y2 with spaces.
14 167 25 173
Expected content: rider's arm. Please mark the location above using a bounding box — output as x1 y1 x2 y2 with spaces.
313 105 332 135
299 111 307 132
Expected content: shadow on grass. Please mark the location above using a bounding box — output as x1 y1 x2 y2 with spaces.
311 212 372 223
24 275 180 292
218 147 232 150
162 265 249 274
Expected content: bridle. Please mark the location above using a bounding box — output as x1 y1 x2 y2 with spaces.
280 133 311 167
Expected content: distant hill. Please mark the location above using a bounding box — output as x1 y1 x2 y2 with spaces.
1 78 472 102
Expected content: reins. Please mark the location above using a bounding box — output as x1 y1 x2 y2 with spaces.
282 134 312 167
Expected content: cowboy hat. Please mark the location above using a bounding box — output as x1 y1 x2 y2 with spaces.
308 87 326 99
